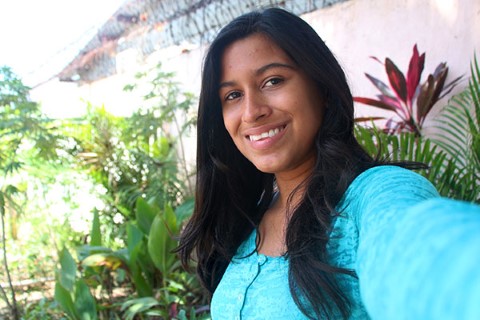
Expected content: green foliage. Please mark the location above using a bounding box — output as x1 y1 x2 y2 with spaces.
55 247 98 320
90 210 102 247
55 198 207 319
58 247 77 292
355 125 453 194
0 66 60 162
63 64 196 248
0 66 64 320
136 197 157 235
148 203 179 278
120 297 162 320
355 54 479 203
53 64 208 319
21 298 64 319
431 54 480 202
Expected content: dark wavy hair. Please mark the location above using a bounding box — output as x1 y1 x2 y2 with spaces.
178 7 383 319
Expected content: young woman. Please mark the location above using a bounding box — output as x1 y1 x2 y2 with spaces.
177 7 480 319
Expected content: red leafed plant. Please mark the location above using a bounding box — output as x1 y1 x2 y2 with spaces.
354 44 463 136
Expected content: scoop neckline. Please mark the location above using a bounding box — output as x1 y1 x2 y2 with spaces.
252 229 287 260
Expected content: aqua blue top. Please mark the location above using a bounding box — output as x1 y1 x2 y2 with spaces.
210 165 480 319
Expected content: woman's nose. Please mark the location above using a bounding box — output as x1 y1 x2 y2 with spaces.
241 93 271 123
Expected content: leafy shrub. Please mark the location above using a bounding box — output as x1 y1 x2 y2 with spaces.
355 54 479 203
354 45 462 135
54 64 209 319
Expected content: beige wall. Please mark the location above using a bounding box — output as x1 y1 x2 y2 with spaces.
33 0 480 123
303 0 479 124
31 44 206 118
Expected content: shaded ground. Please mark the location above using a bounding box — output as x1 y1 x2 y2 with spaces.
0 278 60 319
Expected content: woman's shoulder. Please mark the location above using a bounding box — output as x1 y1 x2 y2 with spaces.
345 164 438 201
338 164 440 227
351 164 430 188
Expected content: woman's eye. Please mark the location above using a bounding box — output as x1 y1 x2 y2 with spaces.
225 91 242 101
264 77 283 87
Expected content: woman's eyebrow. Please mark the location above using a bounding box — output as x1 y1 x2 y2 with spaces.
255 62 295 75
219 62 295 90
219 80 235 90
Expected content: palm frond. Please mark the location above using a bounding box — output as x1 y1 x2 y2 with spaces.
430 53 480 202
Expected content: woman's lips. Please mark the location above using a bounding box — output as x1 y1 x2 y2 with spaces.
245 124 287 150
248 125 284 141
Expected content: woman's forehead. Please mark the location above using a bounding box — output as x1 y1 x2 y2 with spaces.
219 34 295 77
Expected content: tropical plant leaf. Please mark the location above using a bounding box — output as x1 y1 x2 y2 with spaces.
175 197 195 225
3 184 20 197
416 74 436 123
130 259 153 297
54 282 78 320
470 54 480 126
354 124 453 193
148 205 178 276
58 247 77 292
369 56 384 65
365 73 394 97
433 93 473 156
3 161 23 175
439 74 464 99
378 95 403 111
121 297 163 320
406 44 425 105
429 65 449 108
354 117 385 123
90 209 102 247
126 222 143 255
353 97 397 111
75 245 113 262
81 253 126 271
431 54 480 202
385 58 408 103
355 45 461 136
164 204 179 234
74 279 98 320
136 197 158 235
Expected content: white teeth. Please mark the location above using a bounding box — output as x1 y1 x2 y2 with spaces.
268 128 279 137
249 127 281 141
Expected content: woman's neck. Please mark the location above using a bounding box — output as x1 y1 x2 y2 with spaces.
274 165 312 210
256 165 312 256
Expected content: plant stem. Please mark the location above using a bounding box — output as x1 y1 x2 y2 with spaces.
0 202 19 320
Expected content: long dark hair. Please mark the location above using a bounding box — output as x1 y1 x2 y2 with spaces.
178 7 381 319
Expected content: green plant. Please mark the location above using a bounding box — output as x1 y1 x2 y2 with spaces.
21 297 64 320
354 125 449 190
0 66 60 320
55 198 207 319
354 54 479 203
354 45 462 136
123 63 197 200
54 247 98 320
64 64 196 247
431 54 480 202
54 64 208 319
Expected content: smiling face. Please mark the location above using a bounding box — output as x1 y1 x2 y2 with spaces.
219 33 324 179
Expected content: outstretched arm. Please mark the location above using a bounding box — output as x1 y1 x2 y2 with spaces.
354 166 480 319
